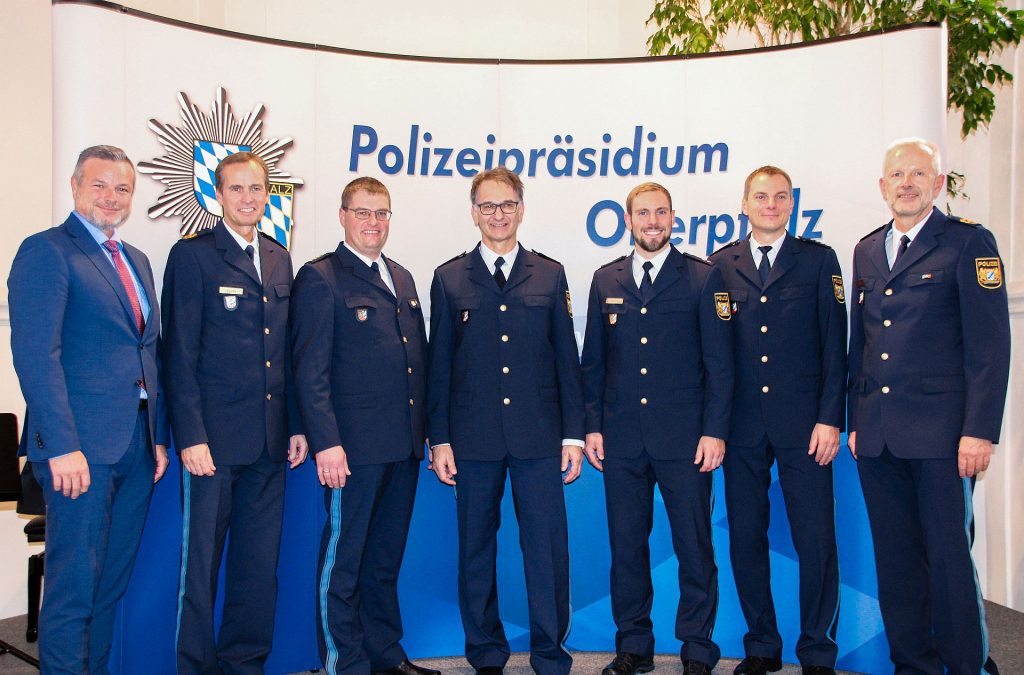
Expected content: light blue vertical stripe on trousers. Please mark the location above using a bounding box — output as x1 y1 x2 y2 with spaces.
319 488 343 675
961 478 991 674
174 470 192 671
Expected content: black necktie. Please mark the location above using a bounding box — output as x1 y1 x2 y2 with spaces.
494 257 507 289
894 234 910 268
640 261 654 302
244 244 260 282
758 245 772 286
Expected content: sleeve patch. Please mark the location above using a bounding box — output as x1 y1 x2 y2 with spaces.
975 258 1003 289
714 292 732 320
832 275 846 303
565 290 573 318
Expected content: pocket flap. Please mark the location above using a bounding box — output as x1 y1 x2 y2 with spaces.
906 271 944 287
274 284 291 298
345 295 378 309
524 295 552 307
921 375 965 393
454 297 480 310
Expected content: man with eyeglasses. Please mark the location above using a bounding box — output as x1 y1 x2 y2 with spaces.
581 182 733 675
427 167 585 675
163 151 308 674
291 176 436 675
709 166 846 675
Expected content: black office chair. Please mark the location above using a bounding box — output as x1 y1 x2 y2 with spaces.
0 412 41 668
17 460 45 645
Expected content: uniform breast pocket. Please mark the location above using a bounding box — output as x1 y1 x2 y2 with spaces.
856 278 876 303
602 303 627 326
453 296 480 327
274 284 290 299
345 295 379 323
727 289 747 314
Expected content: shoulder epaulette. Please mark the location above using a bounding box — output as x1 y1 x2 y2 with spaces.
859 224 886 241
259 231 288 250
948 215 983 228
307 251 333 264
682 252 712 266
530 249 561 265
438 251 468 267
183 228 214 240
709 239 743 258
598 255 628 270
796 236 832 249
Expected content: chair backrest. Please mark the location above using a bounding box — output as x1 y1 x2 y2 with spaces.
0 413 20 502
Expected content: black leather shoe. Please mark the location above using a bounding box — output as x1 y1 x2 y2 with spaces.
801 668 836 675
372 659 441 675
735 655 783 674
602 652 655 675
682 661 711 675
475 668 503 675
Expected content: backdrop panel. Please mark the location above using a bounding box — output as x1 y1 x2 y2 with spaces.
50 3 948 673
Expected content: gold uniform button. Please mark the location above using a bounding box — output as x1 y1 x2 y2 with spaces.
640 337 648 344
397 308 401 314
883 319 892 327
640 307 648 315
501 335 509 342
500 304 507 312
265 361 271 368
881 353 889 360
760 296 768 303
266 393 272 400
885 288 893 296
407 367 413 374
502 366 510 374
262 296 268 303
409 399 414 406
264 328 270 335
762 385 770 393
402 336 408 343
640 367 648 375
760 325 768 333
882 386 890 394
640 398 648 405
761 355 768 363
503 397 511 405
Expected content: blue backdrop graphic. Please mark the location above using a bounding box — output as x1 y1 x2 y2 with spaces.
111 431 889 674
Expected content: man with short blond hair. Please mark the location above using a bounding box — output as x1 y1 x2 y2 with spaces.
848 138 1009 675
710 166 846 675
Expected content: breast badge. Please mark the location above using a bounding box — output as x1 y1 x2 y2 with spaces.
356 308 369 322
714 292 732 320
224 296 238 311
608 313 618 326
975 258 1003 289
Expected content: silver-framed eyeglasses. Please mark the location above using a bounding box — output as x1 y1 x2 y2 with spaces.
475 201 520 215
343 207 393 221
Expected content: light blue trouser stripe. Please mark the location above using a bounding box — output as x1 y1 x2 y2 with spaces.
961 478 991 673
319 488 343 675
174 471 192 671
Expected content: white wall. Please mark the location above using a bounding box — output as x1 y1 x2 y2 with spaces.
1 0 1021 620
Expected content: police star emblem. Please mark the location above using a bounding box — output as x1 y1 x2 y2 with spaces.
139 87 304 249
975 258 1003 288
714 292 732 320
832 275 845 303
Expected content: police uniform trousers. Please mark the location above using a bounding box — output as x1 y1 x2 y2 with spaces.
603 450 719 668
723 436 839 667
456 455 571 675
857 448 994 675
317 456 419 675
33 408 155 675
176 446 286 675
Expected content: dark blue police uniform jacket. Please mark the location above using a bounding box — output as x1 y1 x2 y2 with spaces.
291 243 427 463
848 207 1010 458
580 247 733 458
162 221 300 463
709 235 847 447
426 245 585 458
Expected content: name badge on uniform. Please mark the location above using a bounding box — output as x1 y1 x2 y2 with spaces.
356 308 369 322
605 297 624 305
714 292 732 320
461 310 470 323
220 286 243 312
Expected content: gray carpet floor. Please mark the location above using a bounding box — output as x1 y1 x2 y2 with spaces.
0 599 1020 673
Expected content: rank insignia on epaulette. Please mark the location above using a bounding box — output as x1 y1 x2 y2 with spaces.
714 292 732 320
975 258 1002 288
356 308 369 322
832 276 845 304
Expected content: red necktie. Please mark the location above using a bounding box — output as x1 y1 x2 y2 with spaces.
102 240 146 335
